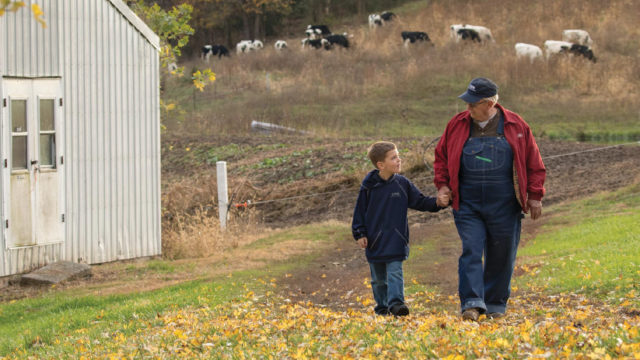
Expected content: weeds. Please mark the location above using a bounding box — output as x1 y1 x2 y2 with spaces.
162 207 260 260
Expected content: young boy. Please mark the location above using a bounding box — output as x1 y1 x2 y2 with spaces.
352 141 442 316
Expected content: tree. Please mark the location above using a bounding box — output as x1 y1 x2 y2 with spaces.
187 0 292 42
131 1 215 91
0 1 46 27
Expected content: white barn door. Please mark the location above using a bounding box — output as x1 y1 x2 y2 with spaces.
2 78 64 248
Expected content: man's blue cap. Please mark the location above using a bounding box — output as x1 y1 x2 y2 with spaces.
458 77 498 103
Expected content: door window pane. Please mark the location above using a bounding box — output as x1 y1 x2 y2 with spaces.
40 99 55 131
12 136 28 169
11 100 27 132
40 134 56 167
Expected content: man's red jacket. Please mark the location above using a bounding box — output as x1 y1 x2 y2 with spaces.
433 103 546 212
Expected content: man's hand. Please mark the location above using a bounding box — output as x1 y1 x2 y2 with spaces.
357 237 368 249
437 186 452 207
527 199 542 220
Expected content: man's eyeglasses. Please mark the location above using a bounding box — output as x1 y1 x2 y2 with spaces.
468 100 488 108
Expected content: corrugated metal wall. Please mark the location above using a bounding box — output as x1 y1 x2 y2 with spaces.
0 0 161 276
0 0 61 76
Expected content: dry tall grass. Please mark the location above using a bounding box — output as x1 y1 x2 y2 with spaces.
163 0 640 137
162 205 262 259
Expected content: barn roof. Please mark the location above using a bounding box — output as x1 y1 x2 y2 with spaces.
108 0 160 50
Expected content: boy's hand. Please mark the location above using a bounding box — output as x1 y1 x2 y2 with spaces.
437 186 452 207
357 237 368 249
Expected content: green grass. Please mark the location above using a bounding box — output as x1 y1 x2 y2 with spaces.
516 183 640 304
0 222 350 355
0 273 261 355
243 222 349 250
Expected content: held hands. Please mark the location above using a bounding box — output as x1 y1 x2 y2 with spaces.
437 186 452 208
357 237 368 249
527 199 542 220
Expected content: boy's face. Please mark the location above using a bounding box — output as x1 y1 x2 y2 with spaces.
377 149 401 174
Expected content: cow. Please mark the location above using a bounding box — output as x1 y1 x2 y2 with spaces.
236 40 264 54
380 11 396 22
515 43 543 63
321 34 349 50
201 44 230 62
543 40 574 59
368 14 382 28
274 40 288 51
450 24 494 43
568 43 597 62
305 25 331 39
457 28 481 42
562 29 593 47
301 38 323 49
369 11 396 28
544 40 596 62
401 31 431 47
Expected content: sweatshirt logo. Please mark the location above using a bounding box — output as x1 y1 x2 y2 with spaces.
390 192 401 198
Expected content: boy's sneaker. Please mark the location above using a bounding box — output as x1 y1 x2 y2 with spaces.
389 304 410 317
462 308 480 321
375 308 390 316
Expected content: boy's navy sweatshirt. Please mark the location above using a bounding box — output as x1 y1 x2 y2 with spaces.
352 169 440 263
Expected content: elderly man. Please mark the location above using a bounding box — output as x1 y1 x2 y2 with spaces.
433 77 546 321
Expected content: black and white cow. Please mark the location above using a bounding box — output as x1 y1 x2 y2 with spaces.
321 34 349 50
380 11 395 22
543 40 573 59
562 29 593 47
369 11 396 28
201 44 230 62
301 38 323 49
274 40 288 51
450 24 494 43
457 28 481 42
368 14 383 28
544 40 597 62
305 25 331 39
568 44 597 62
401 31 431 47
236 40 264 54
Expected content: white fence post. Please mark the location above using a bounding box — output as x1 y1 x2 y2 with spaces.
216 161 228 229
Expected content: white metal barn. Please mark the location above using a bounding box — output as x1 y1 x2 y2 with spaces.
0 0 161 276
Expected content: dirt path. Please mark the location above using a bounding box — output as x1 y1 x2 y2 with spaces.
275 215 546 311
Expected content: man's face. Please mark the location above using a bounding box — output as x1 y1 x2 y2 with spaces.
466 100 494 122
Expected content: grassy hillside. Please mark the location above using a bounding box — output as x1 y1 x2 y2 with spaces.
164 0 640 141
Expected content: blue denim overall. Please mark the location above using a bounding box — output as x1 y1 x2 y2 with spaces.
453 114 523 314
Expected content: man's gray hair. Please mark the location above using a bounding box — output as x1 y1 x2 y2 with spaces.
485 94 499 105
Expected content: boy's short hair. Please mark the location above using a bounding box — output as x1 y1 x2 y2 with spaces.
368 141 397 168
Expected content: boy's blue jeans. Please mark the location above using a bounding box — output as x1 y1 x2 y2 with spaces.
369 260 405 314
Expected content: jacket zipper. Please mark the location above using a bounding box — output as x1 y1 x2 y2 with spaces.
395 228 409 245
369 231 382 249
